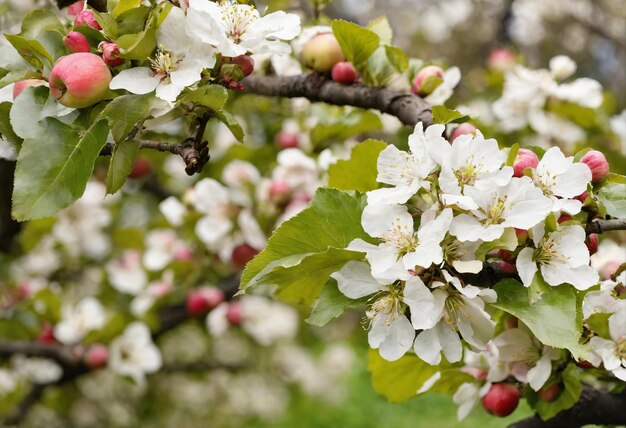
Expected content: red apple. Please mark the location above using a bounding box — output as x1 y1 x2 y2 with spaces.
84 344 109 369
231 244 259 268
186 287 225 317
12 79 46 99
275 130 299 149
49 53 112 108
74 10 101 30
301 33 344 73
537 384 560 403
482 383 520 417
64 31 90 53
128 158 151 179
411 65 445 96
226 302 243 325
331 61 358 84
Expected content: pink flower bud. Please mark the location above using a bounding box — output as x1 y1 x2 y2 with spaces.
411 65 445 96
498 249 516 264
231 244 259 268
488 48 516 72
64 31 90 53
514 228 528 242
67 1 85 16
186 287 225 317
226 302 243 325
574 191 589 203
99 42 123 67
275 130 299 149
174 247 194 261
37 323 56 344
557 214 573 224
74 10 101 30
449 123 476 143
230 55 254 77
585 234 599 256
269 180 292 204
331 61 358 84
513 149 539 177
84 344 109 369
580 150 609 182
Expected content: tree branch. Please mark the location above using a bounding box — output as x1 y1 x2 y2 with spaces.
0 342 77 370
0 160 20 253
509 385 626 428
56 0 107 12
586 218 626 234
242 73 433 127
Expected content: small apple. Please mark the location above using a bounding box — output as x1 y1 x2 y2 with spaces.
64 31 90 53
186 287 225 317
231 244 259 268
275 130 299 149
449 123 477 143
49 53 112 108
537 384 560 403
99 42 123 67
331 61 358 84
226 302 243 325
481 383 520 417
128 158 152 179
84 344 109 369
12 79 46 99
411 65 445 96
301 33 344 73
74 10 101 30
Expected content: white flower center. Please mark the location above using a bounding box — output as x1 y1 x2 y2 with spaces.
454 157 483 187
366 284 404 326
150 48 178 77
220 2 258 44
533 237 570 266
380 221 417 259
532 171 556 196
481 197 508 226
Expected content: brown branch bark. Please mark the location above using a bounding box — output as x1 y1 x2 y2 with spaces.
56 0 107 12
509 385 626 428
0 160 20 253
586 218 626 234
242 73 433 127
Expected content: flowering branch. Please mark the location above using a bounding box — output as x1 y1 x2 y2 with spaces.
508 385 626 428
242 73 433 127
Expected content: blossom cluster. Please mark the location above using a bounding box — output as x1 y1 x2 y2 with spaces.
332 122 606 364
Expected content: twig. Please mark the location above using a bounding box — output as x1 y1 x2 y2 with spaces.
509 385 626 428
586 218 626 234
242 73 433 127
5 383 46 426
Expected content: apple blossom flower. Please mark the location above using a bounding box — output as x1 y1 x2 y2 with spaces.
331 261 438 361
221 160 261 188
186 0 301 57
11 355 63 384
413 271 496 365
130 271 174 316
110 7 216 102
238 296 298 346
271 148 319 195
366 123 439 205
449 177 552 242
193 178 234 250
583 272 626 320
453 382 491 420
588 312 626 381
530 146 592 215
143 229 189 271
108 322 162 386
516 223 599 290
158 196 187 227
54 297 107 344
493 328 561 390
0 369 17 397
549 55 576 80
106 250 148 295
348 205 453 278
428 129 513 210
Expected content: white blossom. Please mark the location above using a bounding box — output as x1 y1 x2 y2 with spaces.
108 322 162 386
588 312 626 381
54 297 107 344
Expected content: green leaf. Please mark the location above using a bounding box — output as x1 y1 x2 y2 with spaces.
384 45 409 73
240 189 373 299
596 182 626 219
247 248 365 305
368 349 439 403
9 86 75 140
506 143 519 167
362 46 394 86
331 20 380 65
586 312 611 339
528 363 582 420
3 34 53 72
12 119 109 221
0 102 21 145
311 110 382 144
492 279 584 358
328 139 386 192
474 228 518 261
116 9 157 60
112 0 143 17
366 16 392 45
306 278 364 326
20 9 65 38
213 111 244 142
527 272 552 304
105 138 140 194
419 75 443 95
99 93 155 142
432 105 469 125
179 85 228 111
